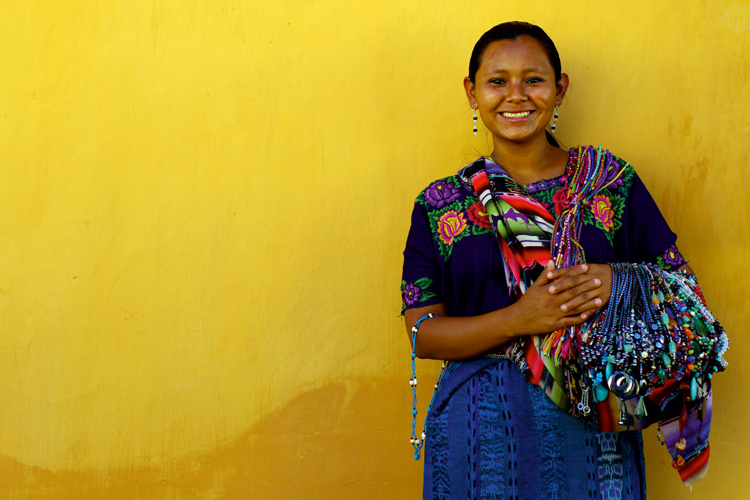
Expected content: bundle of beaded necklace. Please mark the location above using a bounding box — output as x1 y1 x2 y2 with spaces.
544 146 729 487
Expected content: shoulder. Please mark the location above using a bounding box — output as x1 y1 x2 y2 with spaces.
413 173 474 211
570 145 637 196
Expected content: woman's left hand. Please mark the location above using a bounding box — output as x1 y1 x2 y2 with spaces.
545 263 612 320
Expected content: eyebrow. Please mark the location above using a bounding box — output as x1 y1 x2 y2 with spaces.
486 67 545 75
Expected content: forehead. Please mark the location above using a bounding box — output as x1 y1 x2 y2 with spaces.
479 36 553 74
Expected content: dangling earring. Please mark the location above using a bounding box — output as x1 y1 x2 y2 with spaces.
472 107 478 136
551 105 559 133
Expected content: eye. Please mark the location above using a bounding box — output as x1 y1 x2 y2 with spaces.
526 77 544 84
488 78 505 85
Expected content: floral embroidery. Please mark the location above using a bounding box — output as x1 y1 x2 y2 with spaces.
657 244 685 270
401 278 438 310
602 163 626 189
402 282 421 306
436 210 468 246
466 201 492 229
591 194 615 232
424 180 460 209
551 189 570 216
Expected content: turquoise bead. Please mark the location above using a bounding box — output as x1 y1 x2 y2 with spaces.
662 353 671 366
690 377 697 400
594 383 609 402
668 341 676 353
606 362 614 379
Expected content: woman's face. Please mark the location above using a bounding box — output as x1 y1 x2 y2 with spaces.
464 36 568 145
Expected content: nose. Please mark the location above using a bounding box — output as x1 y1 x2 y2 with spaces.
506 82 527 103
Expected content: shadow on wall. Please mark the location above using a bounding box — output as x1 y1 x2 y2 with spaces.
0 378 422 500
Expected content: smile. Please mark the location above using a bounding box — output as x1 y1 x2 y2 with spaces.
501 111 532 118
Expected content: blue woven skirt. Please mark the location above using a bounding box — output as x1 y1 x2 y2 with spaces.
423 359 646 500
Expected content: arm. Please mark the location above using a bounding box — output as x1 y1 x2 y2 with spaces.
405 263 607 360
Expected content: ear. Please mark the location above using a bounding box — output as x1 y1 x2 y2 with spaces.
556 73 570 103
463 77 477 108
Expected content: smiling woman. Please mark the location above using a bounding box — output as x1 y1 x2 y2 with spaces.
399 21 717 500
464 35 568 156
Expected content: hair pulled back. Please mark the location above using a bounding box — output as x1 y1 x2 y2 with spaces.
468 22 563 146
468 22 562 84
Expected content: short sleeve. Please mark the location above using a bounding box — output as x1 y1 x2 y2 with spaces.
623 169 686 270
400 201 444 314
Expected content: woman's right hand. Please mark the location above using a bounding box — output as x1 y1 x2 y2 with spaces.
510 262 605 335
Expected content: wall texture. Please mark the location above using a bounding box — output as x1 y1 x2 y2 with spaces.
1 1 748 498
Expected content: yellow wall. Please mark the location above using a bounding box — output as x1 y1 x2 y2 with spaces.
1 1 748 498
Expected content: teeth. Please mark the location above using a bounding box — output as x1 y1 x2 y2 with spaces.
503 111 531 118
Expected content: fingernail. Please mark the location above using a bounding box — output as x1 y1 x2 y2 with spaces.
560 305 567 311
549 286 556 293
581 264 588 271
547 272 553 279
595 298 602 306
581 313 588 319
594 279 601 286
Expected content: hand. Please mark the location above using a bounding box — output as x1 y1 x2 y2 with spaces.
510 262 604 335
546 263 612 320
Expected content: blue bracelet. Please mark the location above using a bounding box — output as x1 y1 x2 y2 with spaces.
409 313 443 460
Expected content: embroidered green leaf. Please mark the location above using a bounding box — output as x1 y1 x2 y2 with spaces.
656 255 668 270
414 277 433 289
471 224 492 236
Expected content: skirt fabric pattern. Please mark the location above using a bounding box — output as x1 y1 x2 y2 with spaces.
423 360 646 500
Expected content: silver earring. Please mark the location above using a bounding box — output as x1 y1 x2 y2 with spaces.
551 105 559 133
472 107 478 136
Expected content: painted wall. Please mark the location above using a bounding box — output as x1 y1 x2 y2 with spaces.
1 1 748 498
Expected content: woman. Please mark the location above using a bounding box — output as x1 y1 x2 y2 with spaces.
401 22 693 499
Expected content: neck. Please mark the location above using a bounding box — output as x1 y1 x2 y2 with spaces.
490 136 568 184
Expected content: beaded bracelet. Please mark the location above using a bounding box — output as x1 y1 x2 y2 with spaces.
409 313 443 460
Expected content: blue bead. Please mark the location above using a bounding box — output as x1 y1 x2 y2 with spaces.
690 377 698 400
662 353 672 366
414 453 420 460
412 409 417 415
410 353 416 359
594 383 609 402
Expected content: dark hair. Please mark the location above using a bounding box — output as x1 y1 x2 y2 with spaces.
468 22 563 146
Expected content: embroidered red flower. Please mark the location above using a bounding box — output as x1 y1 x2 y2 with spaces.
551 189 570 216
436 210 468 246
466 201 491 229
591 194 615 232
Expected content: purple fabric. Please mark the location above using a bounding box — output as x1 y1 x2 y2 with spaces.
401 148 683 499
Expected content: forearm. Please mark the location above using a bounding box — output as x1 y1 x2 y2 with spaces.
405 304 526 361
404 264 608 361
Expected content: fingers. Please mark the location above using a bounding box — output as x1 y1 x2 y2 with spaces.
557 274 605 308
531 261 555 288
563 296 605 316
548 272 600 295
545 263 588 282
